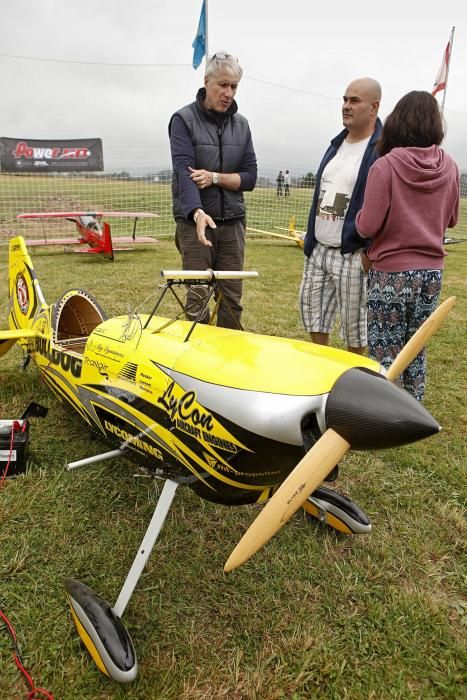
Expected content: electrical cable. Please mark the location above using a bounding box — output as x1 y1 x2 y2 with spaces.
0 607 54 700
1 423 54 697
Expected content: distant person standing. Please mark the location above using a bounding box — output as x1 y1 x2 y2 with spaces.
276 170 284 196
284 169 291 197
356 90 459 401
169 52 257 329
300 77 382 355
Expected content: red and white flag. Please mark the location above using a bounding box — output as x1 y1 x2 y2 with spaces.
432 40 451 96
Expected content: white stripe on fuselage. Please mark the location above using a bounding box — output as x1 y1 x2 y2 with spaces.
167 369 326 446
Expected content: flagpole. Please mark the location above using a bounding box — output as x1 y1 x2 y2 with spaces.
205 0 209 64
441 26 455 113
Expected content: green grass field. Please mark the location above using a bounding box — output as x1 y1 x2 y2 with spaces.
0 208 466 698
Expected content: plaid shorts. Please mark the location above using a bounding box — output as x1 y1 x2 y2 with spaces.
299 242 368 347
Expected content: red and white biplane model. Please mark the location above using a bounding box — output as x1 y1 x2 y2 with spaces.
16 211 159 260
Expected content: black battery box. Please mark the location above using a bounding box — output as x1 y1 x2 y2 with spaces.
0 419 30 478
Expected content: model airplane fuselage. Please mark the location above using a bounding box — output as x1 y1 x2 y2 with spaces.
3 233 444 511
5 236 388 504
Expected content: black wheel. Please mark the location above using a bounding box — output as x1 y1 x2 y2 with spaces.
302 486 371 534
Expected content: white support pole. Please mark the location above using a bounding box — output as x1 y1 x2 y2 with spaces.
113 478 179 617
67 448 124 470
161 269 258 281
205 0 209 62
441 26 455 114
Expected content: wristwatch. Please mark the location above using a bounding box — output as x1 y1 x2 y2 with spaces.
212 172 219 185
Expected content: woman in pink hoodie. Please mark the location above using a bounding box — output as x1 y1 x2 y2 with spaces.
356 91 459 401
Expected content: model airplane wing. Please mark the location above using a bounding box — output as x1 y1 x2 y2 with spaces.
96 212 159 218
247 227 294 240
17 211 159 219
18 238 81 247
443 236 465 245
275 226 306 235
247 226 304 247
0 328 41 356
18 212 93 219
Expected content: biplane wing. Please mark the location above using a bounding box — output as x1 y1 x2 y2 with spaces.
17 211 159 219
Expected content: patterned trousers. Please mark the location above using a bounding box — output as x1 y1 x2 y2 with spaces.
367 269 442 401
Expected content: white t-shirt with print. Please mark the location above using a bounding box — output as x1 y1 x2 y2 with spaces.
315 136 370 247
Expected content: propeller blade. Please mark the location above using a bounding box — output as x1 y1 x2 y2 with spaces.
224 429 350 572
225 297 455 572
385 296 456 382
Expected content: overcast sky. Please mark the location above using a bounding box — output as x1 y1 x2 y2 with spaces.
1 0 466 173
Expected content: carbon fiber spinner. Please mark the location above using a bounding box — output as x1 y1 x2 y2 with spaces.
325 367 440 450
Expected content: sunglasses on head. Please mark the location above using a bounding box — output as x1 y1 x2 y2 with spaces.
209 52 238 63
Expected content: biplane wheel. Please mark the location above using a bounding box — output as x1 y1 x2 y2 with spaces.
65 578 138 683
302 486 371 535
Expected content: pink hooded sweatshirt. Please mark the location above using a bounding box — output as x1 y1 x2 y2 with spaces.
356 145 459 271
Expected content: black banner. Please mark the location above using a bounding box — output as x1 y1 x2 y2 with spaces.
0 137 104 173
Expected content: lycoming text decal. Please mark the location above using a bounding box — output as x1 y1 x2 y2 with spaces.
104 420 163 460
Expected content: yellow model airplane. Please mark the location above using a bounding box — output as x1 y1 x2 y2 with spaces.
0 236 455 682
247 216 305 248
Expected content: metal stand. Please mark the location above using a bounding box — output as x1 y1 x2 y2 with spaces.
144 269 258 337
113 478 179 617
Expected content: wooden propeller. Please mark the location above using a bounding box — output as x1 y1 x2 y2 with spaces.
385 296 456 381
224 296 456 572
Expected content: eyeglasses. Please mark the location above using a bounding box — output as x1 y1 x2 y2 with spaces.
209 52 238 63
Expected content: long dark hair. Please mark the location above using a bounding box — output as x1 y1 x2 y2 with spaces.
378 90 444 156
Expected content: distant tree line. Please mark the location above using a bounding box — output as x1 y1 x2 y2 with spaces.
300 172 317 188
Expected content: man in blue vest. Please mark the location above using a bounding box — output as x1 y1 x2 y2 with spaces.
299 77 382 355
169 52 257 328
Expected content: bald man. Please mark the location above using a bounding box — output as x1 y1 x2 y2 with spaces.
300 77 382 355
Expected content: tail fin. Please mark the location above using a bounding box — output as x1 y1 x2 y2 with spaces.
101 221 114 260
0 237 46 355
